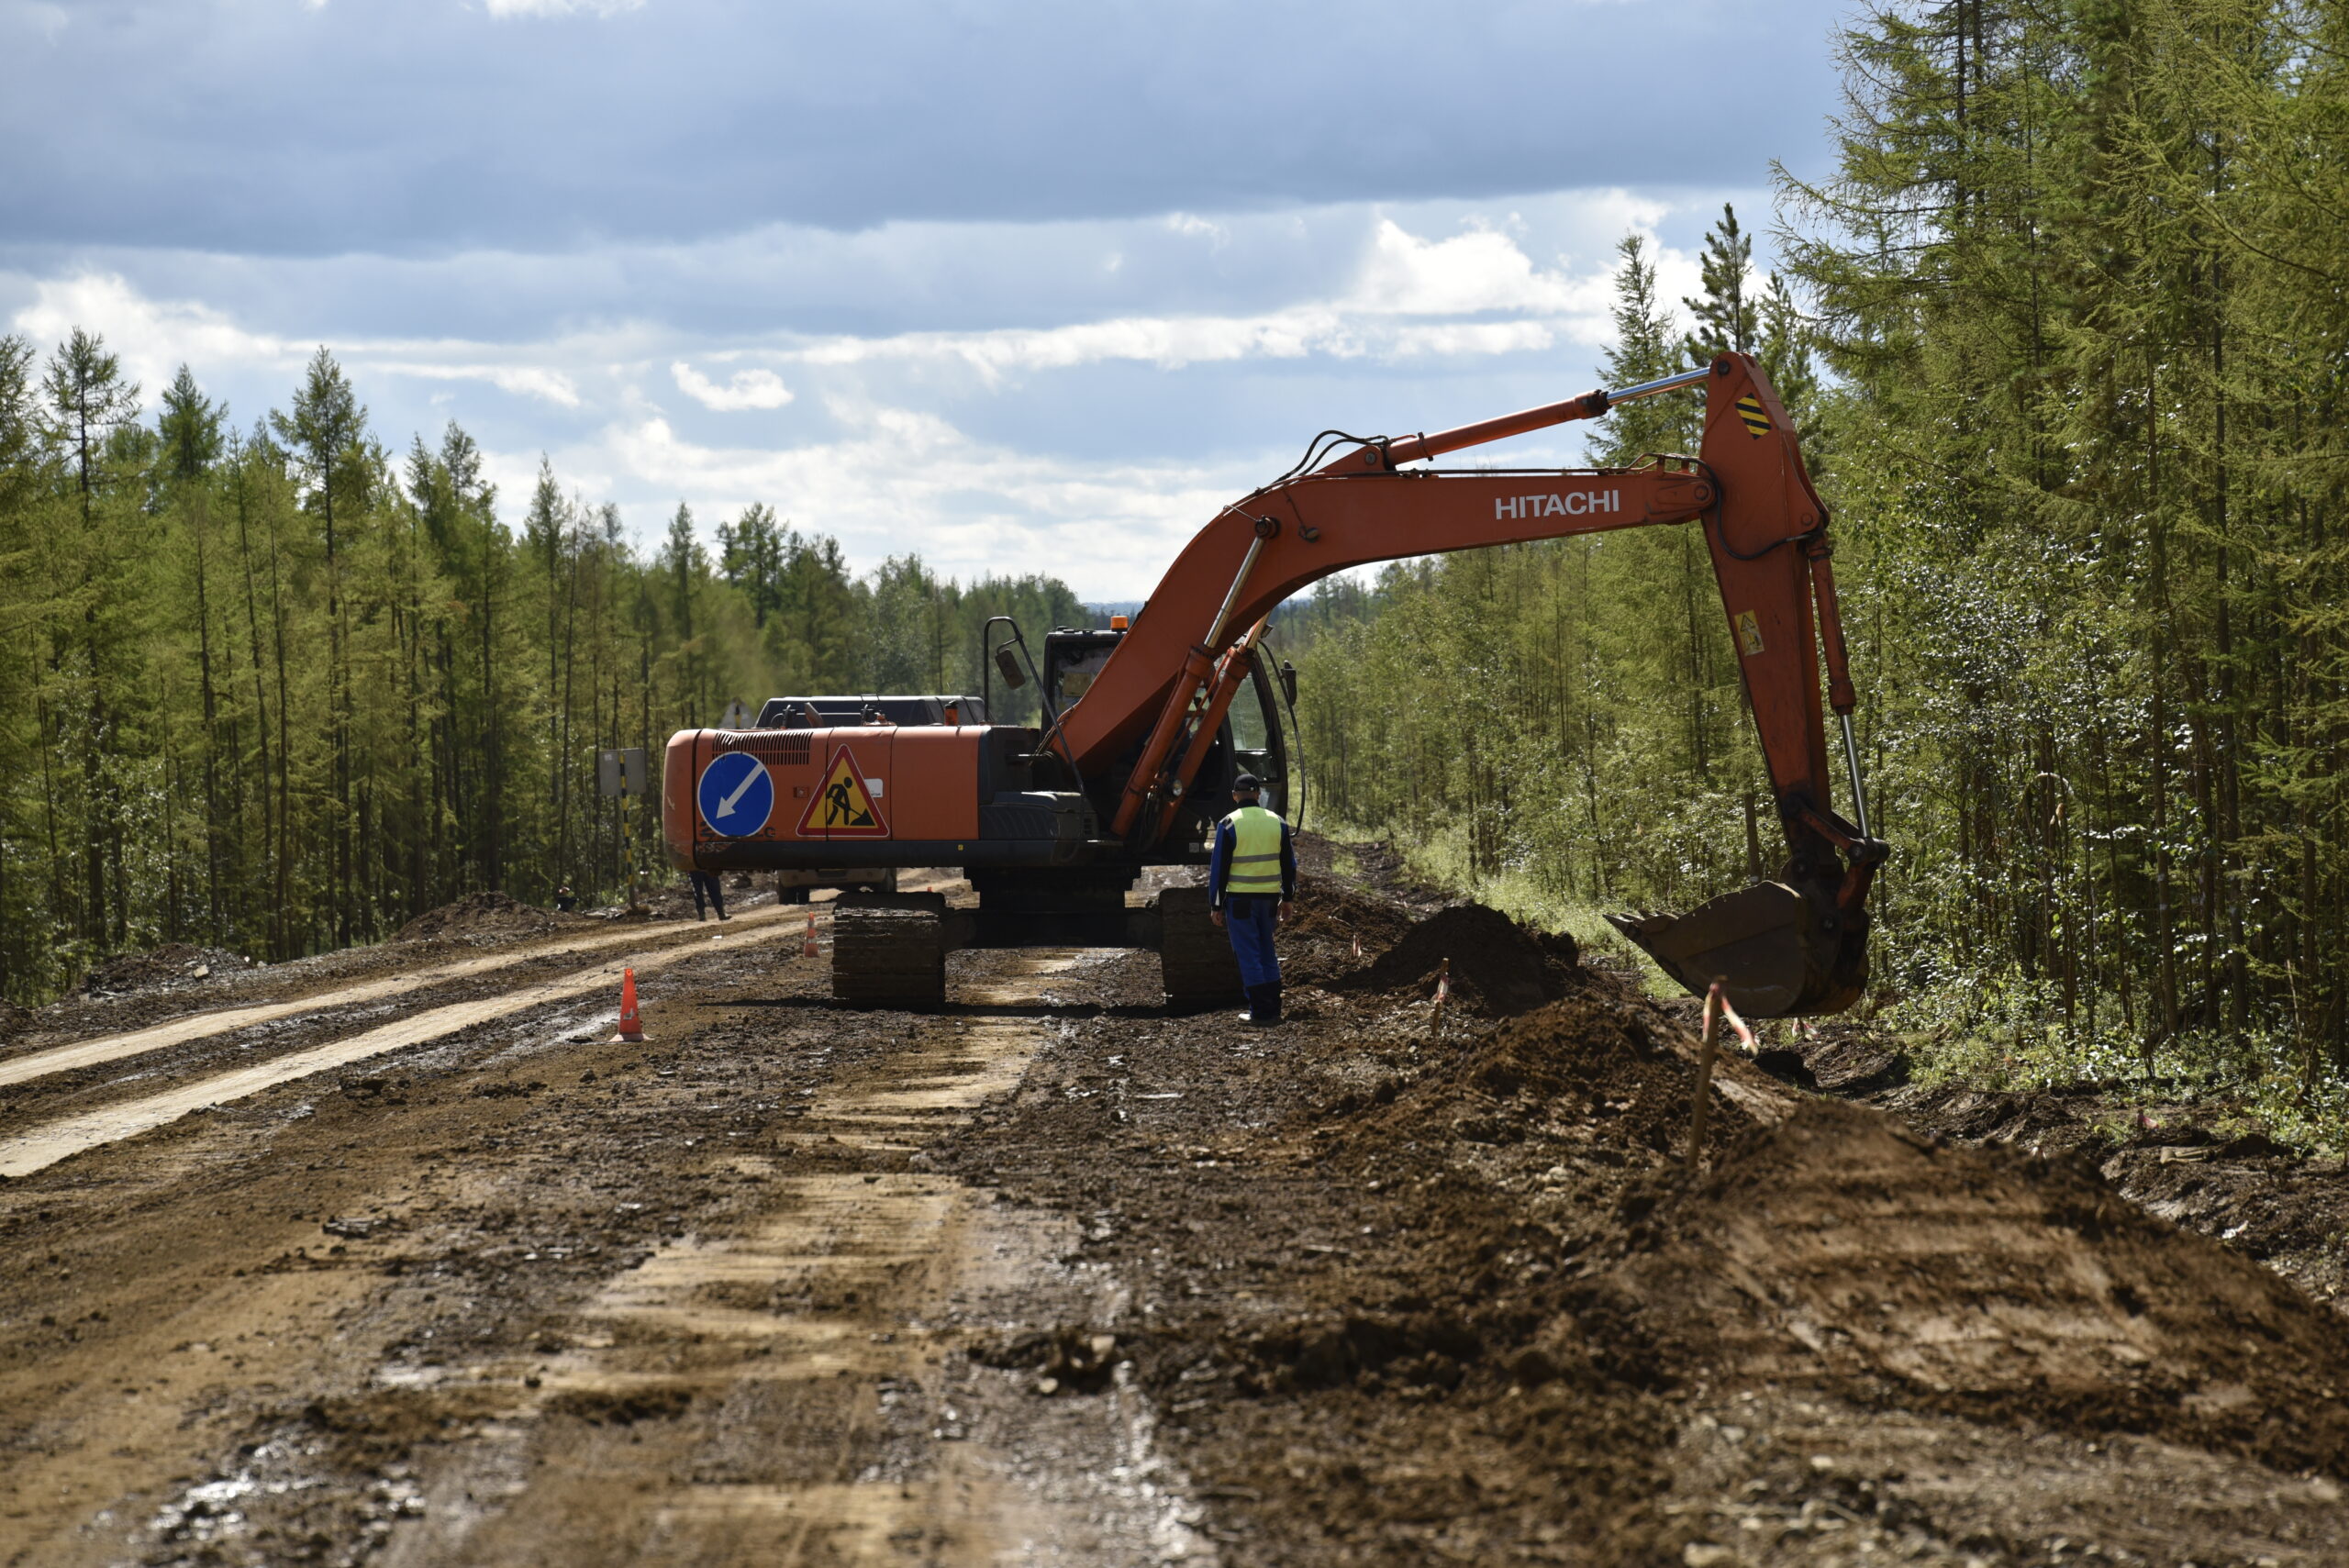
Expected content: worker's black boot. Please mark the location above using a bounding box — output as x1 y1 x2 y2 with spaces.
1258 983 1283 1026
1239 984 1271 1025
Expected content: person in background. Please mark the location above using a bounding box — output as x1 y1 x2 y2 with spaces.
1208 773 1296 1025
553 884 577 913
688 869 728 921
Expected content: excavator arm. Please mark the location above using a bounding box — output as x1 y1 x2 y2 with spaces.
1065 352 1887 1017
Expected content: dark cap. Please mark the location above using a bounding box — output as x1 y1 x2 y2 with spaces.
1232 773 1261 794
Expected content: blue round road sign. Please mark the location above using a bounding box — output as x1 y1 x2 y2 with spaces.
696 751 774 837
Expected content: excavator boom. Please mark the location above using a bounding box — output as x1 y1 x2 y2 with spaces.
662 352 1886 1018
1068 352 1887 1016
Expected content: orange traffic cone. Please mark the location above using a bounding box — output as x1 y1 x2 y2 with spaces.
614 966 645 1042
802 914 818 957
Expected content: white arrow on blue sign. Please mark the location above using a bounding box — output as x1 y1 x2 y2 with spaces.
696 751 774 838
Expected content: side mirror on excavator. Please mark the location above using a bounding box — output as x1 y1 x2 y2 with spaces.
995 647 1028 689
1279 661 1297 706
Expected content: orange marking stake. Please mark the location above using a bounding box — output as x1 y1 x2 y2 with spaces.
614 967 645 1043
802 914 818 957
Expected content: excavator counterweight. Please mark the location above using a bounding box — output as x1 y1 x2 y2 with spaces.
664 353 1887 1017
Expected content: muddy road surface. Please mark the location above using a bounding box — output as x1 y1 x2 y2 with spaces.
5 870 2349 1566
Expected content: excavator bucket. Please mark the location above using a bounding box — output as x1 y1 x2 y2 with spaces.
1609 881 1862 1019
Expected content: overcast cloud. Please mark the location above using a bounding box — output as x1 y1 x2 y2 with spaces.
0 0 1852 598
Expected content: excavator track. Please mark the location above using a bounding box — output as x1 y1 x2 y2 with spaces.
831 900 948 1010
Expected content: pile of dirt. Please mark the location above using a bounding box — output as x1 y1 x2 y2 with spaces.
1277 875 1422 990
1283 875 1419 951
395 891 564 943
1336 900 1582 1016
1586 1099 2349 1475
1343 986 1779 1161
75 942 248 997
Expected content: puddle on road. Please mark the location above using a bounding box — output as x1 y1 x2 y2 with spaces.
412 950 1214 1567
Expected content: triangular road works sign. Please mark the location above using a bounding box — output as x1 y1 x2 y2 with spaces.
796 744 890 837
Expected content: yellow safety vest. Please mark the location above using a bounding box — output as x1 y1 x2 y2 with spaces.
1221 805 1286 896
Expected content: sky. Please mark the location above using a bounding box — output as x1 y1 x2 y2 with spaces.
0 0 1855 601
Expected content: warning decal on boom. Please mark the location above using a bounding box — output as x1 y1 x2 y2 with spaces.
796 745 890 838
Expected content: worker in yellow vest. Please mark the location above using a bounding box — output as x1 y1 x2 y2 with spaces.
1208 773 1297 1025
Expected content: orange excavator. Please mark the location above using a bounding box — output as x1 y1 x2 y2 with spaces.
662 352 1887 1016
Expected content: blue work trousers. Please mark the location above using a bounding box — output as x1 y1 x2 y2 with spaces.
1223 895 1281 989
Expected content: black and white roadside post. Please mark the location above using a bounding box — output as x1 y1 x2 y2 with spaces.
598 747 649 910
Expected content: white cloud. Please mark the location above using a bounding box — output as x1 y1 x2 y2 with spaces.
13 272 303 395
3 3 69 41
406 363 583 406
1164 212 1228 248
603 401 1245 592
671 361 794 411
11 272 586 408
484 0 644 17
778 216 1665 382
1353 219 1591 316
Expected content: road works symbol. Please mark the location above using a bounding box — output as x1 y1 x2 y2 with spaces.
796 744 889 837
697 751 774 837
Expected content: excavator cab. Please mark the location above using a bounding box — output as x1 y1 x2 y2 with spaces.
1036 620 1294 843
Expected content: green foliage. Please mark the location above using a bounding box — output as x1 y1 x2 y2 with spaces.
0 338 1085 1000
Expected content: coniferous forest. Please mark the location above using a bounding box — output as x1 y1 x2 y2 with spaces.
0 339 1080 1000
1281 1 2349 1104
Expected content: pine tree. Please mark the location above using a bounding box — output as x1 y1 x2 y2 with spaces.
1683 203 1756 360
272 350 367 940
41 329 142 945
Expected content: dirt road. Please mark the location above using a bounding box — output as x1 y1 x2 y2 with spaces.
6 866 2349 1566
0 899 1210 1566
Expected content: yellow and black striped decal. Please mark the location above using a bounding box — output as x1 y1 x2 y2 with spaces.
1735 394 1773 439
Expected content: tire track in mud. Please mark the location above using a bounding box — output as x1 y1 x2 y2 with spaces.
0 916 817 1179
0 901 818 1091
395 950 1214 1567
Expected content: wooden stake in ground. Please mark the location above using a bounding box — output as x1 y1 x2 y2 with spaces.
1686 981 1754 1168
1687 981 1725 1167
1430 957 1451 1039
